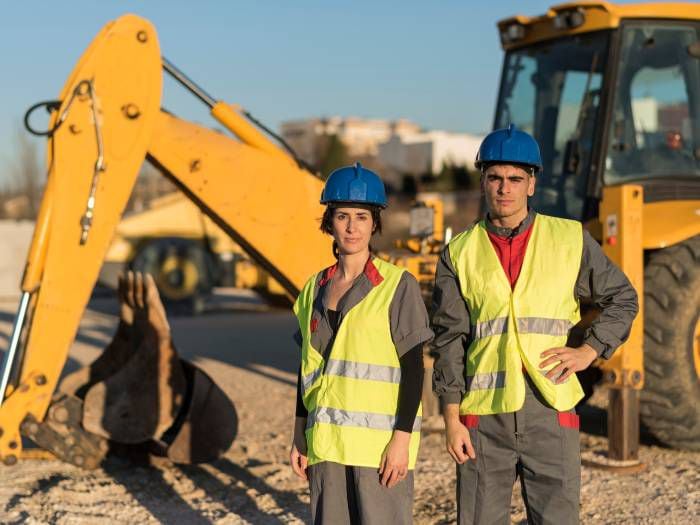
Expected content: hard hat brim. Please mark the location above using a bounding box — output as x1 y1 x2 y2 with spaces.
322 200 388 209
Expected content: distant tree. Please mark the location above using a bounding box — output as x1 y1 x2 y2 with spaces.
318 134 349 179
401 174 418 196
4 125 43 219
447 163 476 190
418 162 479 193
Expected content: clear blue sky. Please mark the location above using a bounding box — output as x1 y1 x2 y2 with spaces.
0 0 637 182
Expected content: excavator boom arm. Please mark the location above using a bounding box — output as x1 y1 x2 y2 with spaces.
0 14 332 465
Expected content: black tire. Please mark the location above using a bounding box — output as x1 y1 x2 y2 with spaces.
641 235 700 450
130 238 219 315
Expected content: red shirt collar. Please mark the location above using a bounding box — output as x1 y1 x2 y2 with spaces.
318 256 384 287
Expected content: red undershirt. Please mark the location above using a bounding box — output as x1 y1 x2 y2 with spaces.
486 219 534 378
486 221 534 289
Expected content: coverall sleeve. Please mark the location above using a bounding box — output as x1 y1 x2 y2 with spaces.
293 294 306 417
430 245 470 407
389 272 434 357
293 330 302 348
576 230 640 359
395 345 424 433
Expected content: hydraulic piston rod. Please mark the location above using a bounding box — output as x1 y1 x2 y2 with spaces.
162 57 289 162
0 292 31 408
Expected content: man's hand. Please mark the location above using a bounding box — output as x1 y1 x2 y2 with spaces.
379 430 410 488
290 417 308 481
443 404 476 464
539 344 598 384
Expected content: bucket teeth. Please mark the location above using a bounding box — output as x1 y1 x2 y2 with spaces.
22 395 107 469
81 271 186 443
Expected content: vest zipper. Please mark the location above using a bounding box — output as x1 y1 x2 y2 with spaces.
508 230 515 289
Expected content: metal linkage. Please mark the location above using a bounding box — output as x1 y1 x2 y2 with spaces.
77 79 106 245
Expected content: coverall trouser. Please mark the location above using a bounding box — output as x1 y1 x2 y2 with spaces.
457 376 581 525
309 461 414 525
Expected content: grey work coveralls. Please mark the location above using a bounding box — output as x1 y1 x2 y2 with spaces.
295 257 434 525
431 210 639 525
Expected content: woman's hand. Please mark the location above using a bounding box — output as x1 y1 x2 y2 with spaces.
379 430 410 488
290 443 308 480
290 417 308 481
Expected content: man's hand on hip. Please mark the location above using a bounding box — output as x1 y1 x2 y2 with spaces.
539 343 598 384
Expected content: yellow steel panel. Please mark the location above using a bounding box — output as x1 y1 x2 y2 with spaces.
498 2 700 51
0 15 162 462
148 111 334 298
642 200 700 250
599 185 645 389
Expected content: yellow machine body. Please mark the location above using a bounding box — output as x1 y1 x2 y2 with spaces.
105 193 285 295
0 14 335 463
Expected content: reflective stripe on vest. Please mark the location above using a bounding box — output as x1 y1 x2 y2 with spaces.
467 371 507 391
301 359 402 397
306 407 422 433
449 214 585 414
293 258 422 469
473 317 575 340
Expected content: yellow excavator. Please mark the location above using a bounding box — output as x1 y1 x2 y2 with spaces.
103 192 288 313
0 14 440 467
1 1 698 468
494 1 700 458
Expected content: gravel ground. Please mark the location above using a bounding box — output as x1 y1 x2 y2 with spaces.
0 298 698 524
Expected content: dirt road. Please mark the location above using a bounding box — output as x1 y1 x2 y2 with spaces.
0 298 698 524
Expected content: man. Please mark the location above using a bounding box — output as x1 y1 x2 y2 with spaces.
431 124 638 524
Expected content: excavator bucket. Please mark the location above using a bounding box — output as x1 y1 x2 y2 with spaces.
83 273 186 443
164 360 238 464
54 272 235 465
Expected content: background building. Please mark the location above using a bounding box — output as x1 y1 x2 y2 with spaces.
280 117 420 167
280 116 483 186
377 130 482 181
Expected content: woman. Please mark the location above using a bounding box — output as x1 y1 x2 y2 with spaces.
290 162 433 524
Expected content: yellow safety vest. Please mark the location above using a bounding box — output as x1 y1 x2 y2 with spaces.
449 214 584 414
293 258 422 469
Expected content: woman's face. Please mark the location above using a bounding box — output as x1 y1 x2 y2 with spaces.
331 207 374 256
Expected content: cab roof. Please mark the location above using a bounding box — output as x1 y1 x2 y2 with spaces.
498 1 700 50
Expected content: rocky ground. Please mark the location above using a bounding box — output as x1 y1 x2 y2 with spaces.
0 297 698 524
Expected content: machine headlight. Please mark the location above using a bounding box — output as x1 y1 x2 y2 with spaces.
553 8 586 30
501 23 526 45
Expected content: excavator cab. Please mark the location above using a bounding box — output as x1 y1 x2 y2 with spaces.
496 9 700 221
493 3 700 457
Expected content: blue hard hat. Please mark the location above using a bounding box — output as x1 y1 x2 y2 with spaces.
475 124 543 172
320 162 388 208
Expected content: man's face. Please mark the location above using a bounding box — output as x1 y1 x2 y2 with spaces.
481 164 536 220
